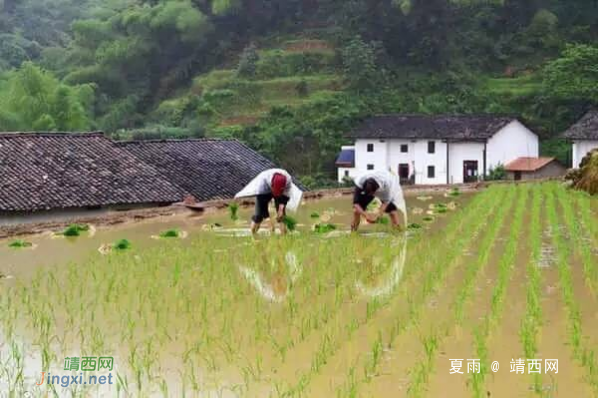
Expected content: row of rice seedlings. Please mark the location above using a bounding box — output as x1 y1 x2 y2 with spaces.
545 183 598 393
561 189 598 295
517 184 544 393
279 193 495 397
2 236 247 394
407 186 517 397
332 187 509 397
571 190 598 244
470 184 530 397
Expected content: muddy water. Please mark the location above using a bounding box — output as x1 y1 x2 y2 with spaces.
0 194 465 279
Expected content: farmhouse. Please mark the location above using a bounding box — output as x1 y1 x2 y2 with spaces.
338 114 540 185
0 132 280 218
504 157 566 181
563 110 598 168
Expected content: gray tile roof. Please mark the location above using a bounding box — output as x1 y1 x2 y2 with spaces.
348 114 517 141
117 139 279 201
563 110 598 140
0 132 184 212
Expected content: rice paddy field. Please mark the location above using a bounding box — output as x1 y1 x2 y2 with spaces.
0 183 597 397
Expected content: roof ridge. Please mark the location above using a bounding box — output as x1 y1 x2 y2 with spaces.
0 131 105 138
115 138 240 145
370 113 517 119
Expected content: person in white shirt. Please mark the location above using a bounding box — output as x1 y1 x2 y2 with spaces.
351 170 404 232
235 168 302 235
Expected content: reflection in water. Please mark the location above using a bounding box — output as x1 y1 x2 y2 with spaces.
239 252 301 303
355 201 408 299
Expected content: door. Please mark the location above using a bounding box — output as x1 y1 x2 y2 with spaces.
398 163 410 184
514 171 522 181
463 161 479 183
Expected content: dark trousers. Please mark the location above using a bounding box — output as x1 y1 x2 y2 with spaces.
252 194 289 223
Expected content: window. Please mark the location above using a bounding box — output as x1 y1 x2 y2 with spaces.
427 166 435 178
367 143 374 152
344 170 349 177
428 141 436 154
400 144 408 153
367 164 374 170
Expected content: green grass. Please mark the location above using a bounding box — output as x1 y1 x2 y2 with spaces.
484 75 541 97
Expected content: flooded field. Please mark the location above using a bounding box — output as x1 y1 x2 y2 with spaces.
0 183 596 397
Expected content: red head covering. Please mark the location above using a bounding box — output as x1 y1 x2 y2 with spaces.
271 173 287 197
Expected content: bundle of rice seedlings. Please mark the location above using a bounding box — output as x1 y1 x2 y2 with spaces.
282 216 298 231
313 223 336 234
62 224 90 237
9 240 33 248
229 202 239 221
159 229 180 238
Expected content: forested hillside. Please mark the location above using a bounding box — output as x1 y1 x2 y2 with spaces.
1 0 597 182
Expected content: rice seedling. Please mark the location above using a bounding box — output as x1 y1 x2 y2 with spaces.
310 212 320 219
407 223 422 229
0 185 591 397
229 202 239 221
545 183 598 394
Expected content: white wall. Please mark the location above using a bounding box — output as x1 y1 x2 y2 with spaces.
448 142 485 184
486 120 539 170
355 139 447 185
355 139 388 172
572 140 598 168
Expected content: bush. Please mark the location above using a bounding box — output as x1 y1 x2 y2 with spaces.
486 164 506 181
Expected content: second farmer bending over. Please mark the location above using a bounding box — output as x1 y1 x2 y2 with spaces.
351 170 402 232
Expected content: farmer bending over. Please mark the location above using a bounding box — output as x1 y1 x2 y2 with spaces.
235 169 303 236
351 170 404 232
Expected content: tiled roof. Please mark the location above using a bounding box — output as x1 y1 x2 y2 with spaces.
563 110 598 140
504 157 556 172
348 114 517 141
335 148 355 167
118 139 279 201
0 132 184 212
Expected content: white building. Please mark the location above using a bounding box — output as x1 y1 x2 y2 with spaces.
336 114 539 185
563 110 598 168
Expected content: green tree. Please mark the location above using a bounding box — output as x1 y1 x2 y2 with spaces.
543 44 598 103
341 36 378 91
0 62 93 131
